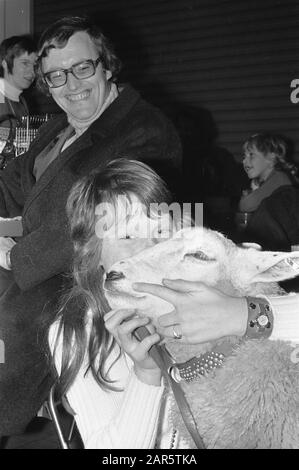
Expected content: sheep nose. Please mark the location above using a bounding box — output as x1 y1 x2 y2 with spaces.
106 270 125 281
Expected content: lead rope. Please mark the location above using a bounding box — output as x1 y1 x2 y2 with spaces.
134 326 205 449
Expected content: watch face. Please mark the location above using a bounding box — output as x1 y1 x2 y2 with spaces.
257 314 269 327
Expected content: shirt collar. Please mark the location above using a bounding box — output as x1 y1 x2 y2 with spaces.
0 78 22 102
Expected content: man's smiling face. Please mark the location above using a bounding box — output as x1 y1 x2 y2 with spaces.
41 31 112 121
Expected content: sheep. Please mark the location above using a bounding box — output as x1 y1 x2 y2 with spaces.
103 227 299 449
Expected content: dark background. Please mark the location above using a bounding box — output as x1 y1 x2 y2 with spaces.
31 0 299 160
27 0 299 228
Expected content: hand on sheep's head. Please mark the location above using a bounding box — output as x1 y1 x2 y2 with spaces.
103 227 299 329
133 279 248 344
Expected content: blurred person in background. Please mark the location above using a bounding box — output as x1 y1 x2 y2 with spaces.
0 35 37 166
236 133 299 252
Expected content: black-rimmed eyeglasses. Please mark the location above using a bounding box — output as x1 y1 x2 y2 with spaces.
43 57 102 88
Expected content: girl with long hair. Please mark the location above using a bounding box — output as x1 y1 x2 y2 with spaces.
49 158 182 449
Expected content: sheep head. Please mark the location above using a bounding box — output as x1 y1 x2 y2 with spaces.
103 227 299 323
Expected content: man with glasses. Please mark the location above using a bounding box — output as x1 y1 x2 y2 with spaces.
0 16 181 444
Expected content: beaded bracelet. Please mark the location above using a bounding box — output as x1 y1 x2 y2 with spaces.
245 296 274 339
168 297 274 384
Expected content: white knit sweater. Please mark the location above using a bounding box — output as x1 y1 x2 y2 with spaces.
48 294 299 448
268 293 299 344
49 321 180 449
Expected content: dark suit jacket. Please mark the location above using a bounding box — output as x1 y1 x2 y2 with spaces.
0 84 182 436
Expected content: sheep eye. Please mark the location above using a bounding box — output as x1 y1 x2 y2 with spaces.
184 251 215 261
119 234 133 240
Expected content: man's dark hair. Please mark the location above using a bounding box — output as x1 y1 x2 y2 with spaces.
36 16 122 93
0 35 36 77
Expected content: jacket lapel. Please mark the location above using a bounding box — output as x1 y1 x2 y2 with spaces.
23 127 94 215
23 85 141 213
23 115 66 189
68 85 141 174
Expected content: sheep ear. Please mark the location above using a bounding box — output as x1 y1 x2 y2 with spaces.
249 250 299 283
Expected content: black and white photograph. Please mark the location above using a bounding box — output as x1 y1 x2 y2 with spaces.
0 0 298 452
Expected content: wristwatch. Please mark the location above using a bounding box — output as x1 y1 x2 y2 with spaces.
245 297 273 339
6 249 12 270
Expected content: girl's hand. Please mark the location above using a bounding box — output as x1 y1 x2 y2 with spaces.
133 279 247 344
104 309 161 386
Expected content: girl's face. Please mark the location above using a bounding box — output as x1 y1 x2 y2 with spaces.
97 194 177 272
242 145 274 181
